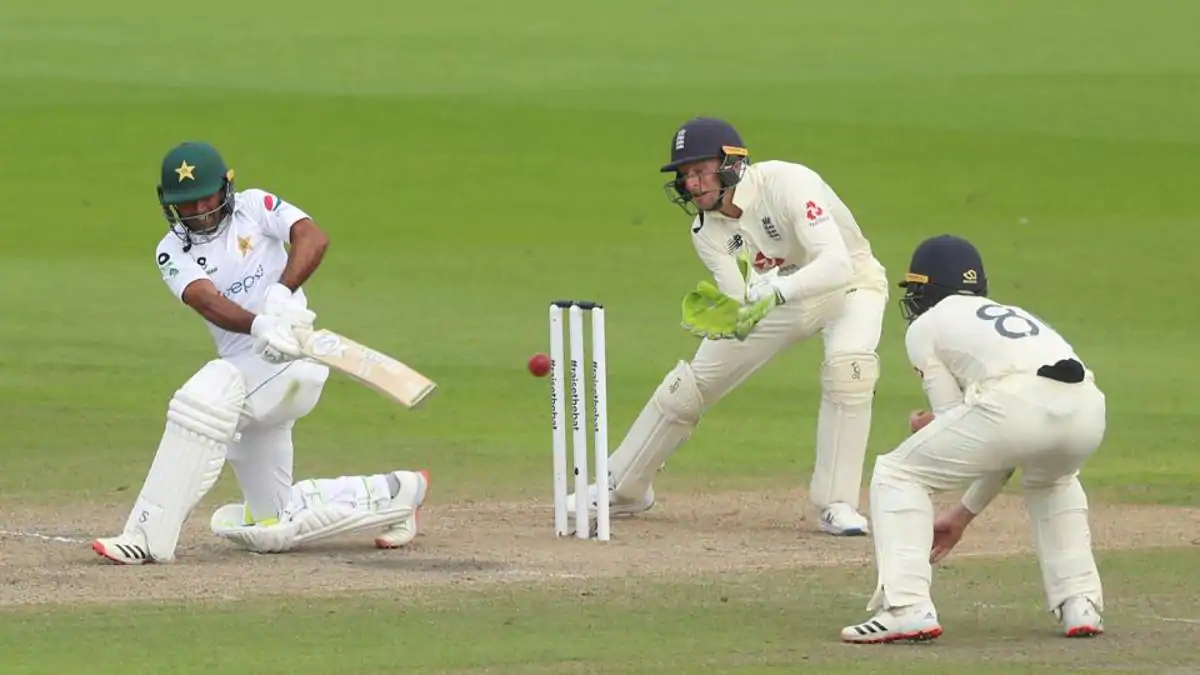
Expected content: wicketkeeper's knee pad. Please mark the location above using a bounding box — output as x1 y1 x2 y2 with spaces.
652 360 704 424
609 361 702 501
821 352 879 406
810 353 878 506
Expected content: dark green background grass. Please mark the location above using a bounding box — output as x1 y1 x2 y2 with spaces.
1 0 1195 503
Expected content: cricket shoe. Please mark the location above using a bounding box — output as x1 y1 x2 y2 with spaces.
1055 595 1104 637
92 533 154 565
819 502 870 536
841 603 943 644
567 482 655 518
374 470 430 549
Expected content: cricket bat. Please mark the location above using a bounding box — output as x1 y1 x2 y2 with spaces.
294 328 437 409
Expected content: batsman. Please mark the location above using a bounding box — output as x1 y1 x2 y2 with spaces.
92 142 429 564
572 117 890 535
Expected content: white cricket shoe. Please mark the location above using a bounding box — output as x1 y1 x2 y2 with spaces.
1055 595 1104 637
819 502 870 536
92 533 154 565
374 470 431 549
841 603 943 644
567 482 655 518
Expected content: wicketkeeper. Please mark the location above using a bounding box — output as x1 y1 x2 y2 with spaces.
571 117 891 536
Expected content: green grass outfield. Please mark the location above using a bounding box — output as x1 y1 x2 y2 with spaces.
1 1 1198 673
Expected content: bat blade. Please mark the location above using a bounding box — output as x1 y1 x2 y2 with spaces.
295 328 437 409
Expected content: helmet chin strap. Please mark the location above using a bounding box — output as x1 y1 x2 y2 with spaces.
700 161 743 212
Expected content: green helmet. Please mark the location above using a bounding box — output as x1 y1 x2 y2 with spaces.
156 141 236 245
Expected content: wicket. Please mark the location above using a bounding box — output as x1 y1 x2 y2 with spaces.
548 300 611 541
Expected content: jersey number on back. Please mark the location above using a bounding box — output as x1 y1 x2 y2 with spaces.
976 304 1042 340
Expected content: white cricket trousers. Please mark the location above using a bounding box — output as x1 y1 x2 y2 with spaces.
225 354 330 523
689 287 885 398
868 372 1107 613
687 285 887 508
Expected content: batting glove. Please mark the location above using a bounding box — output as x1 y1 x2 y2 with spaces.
251 314 304 364
263 283 316 330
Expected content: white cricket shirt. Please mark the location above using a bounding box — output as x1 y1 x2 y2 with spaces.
154 188 311 359
689 160 889 302
905 294 1090 413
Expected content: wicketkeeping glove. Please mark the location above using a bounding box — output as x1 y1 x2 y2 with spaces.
681 281 778 341
681 281 742 340
733 294 778 339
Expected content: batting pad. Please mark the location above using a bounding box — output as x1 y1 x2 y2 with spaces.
811 352 878 507
126 359 245 561
610 360 701 502
1024 474 1104 612
212 474 411 553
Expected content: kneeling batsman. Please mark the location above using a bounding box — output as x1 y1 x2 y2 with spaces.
93 305 429 565
92 141 429 565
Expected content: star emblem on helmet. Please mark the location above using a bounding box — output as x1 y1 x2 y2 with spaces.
175 160 196 182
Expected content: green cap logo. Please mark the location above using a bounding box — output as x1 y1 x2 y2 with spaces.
175 160 197 182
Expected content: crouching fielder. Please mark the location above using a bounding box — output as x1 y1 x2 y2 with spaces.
841 235 1106 643
92 141 428 565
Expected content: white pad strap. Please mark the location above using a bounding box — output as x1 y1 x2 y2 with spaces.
609 361 702 501
126 360 245 561
811 352 879 507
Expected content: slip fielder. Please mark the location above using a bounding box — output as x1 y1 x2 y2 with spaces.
841 234 1105 643
92 141 429 564
571 117 890 536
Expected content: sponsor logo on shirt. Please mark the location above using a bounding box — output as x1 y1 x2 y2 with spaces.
222 264 265 298
753 251 785 272
804 201 829 226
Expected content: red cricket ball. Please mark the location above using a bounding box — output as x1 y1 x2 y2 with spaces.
528 352 551 377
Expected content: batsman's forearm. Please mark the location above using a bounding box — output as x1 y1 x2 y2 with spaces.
193 293 257 334
279 221 329 291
